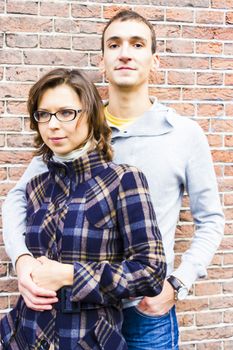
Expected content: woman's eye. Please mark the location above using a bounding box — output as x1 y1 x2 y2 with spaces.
39 112 49 118
60 110 73 117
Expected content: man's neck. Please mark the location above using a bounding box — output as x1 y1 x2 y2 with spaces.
107 84 153 119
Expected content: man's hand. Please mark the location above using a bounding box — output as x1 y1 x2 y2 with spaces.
31 256 73 292
16 254 58 311
137 280 175 316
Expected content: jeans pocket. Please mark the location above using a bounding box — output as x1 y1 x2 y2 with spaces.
133 306 170 319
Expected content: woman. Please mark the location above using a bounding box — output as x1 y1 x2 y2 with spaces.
0 68 166 350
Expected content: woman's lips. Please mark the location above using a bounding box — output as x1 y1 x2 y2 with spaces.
49 137 66 144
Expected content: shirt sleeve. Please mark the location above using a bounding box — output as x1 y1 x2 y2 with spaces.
172 122 225 290
2 156 48 267
71 168 166 305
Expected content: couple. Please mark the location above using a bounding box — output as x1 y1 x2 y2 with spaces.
1 10 224 350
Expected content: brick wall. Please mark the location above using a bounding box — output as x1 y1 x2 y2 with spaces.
0 0 233 348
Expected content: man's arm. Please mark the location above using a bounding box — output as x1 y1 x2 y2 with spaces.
139 121 224 315
2 156 58 310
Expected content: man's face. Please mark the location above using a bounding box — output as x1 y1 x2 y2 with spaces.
101 20 157 89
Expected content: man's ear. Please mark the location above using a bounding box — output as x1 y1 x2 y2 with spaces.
151 54 160 72
99 57 105 74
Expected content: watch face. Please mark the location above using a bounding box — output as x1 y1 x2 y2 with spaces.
178 287 188 301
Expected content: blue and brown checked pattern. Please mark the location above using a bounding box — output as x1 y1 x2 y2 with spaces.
0 150 166 350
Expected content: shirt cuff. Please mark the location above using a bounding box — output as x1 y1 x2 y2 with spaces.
171 260 207 291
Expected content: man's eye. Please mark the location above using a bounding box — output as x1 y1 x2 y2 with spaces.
134 43 143 48
109 43 119 49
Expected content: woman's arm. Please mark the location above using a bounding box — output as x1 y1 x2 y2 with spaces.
32 168 166 304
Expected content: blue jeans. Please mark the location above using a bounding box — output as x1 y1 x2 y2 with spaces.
122 306 179 350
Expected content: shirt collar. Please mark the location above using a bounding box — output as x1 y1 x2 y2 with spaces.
104 98 175 138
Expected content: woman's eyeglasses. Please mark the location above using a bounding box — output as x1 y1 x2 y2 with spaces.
33 109 82 123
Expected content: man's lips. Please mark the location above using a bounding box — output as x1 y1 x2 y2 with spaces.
115 67 136 70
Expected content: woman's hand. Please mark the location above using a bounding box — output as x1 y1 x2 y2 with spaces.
31 256 74 291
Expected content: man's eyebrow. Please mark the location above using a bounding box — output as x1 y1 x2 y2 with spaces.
106 36 147 43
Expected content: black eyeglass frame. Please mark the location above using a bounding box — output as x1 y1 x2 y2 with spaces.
33 109 83 123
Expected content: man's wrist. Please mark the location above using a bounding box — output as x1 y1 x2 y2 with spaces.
167 275 189 301
15 253 33 269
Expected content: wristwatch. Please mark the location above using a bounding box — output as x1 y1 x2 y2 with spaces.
167 275 188 301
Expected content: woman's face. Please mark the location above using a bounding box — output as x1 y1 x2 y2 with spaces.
37 84 89 156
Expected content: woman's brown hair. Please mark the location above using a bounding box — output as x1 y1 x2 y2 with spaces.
28 68 113 161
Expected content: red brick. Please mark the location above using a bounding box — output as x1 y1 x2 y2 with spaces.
79 21 105 35
155 24 181 38
224 310 233 323
149 71 165 85
0 33 3 48
0 151 33 164
134 7 164 21
0 264 7 277
0 101 4 114
196 10 224 24
7 134 34 148
168 71 195 85
167 103 195 116
225 73 233 86
0 134 5 147
0 278 18 293
225 135 233 147
183 26 215 40
212 150 233 162
6 34 38 48
224 253 233 265
0 297 8 310
54 19 80 34
208 267 233 280
226 11 233 24
90 53 102 67
149 87 180 100
23 51 88 67
103 6 131 20
181 325 233 342
225 104 233 116
166 40 194 54
177 313 194 327
211 0 233 8
218 178 233 191
0 117 21 131
0 183 14 196
183 88 233 101
166 8 193 22
211 254 223 266
177 298 208 312
212 57 233 69
224 43 233 55
195 282 222 296
196 311 222 326
40 35 71 50
175 224 194 238
196 119 210 132
72 4 101 18
196 42 223 55
0 81 29 100
207 134 223 147
197 73 223 86
224 166 233 176
223 280 233 293
211 119 233 132
6 1 38 15
0 16 53 33
0 50 22 64
197 104 224 117
0 0 4 13
197 342 222 350
0 167 7 180
220 235 233 250
151 0 209 5
0 67 3 80
40 2 69 17
180 345 195 350
174 239 191 253
5 67 38 82
160 57 209 70
224 223 233 235
213 27 233 40
72 36 101 51
8 166 27 181
209 296 233 309
6 101 27 115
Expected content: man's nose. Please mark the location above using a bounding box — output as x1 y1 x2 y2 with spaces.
119 43 132 61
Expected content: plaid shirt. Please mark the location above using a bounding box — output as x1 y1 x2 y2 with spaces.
1 151 166 350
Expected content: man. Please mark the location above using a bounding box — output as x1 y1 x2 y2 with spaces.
2 10 224 350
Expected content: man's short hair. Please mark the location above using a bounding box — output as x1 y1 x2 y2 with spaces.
101 10 156 54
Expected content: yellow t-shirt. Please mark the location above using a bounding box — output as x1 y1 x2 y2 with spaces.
104 106 137 129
